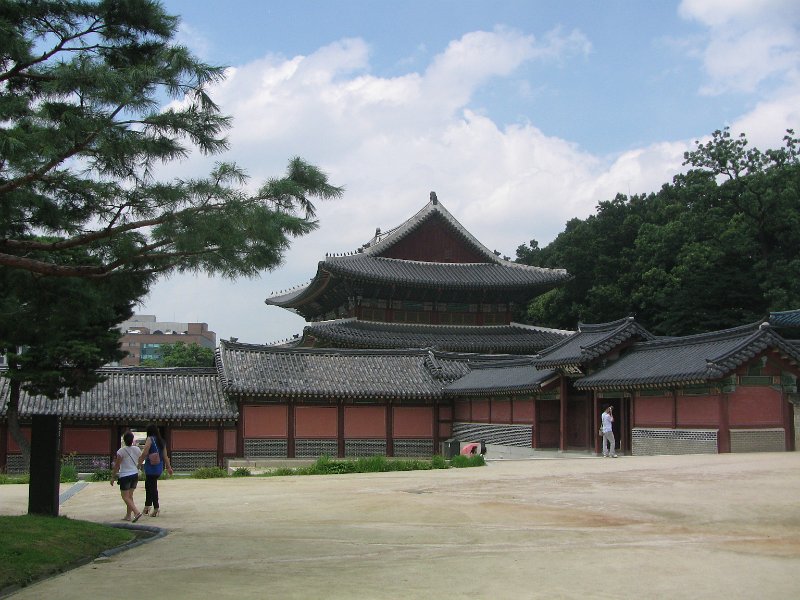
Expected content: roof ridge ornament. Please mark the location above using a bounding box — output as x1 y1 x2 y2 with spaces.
430 191 438 204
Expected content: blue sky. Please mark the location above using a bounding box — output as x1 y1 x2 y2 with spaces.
141 0 800 343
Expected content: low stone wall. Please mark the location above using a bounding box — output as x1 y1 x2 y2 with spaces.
730 428 785 453
632 428 718 455
452 422 532 447
344 439 387 457
170 450 217 471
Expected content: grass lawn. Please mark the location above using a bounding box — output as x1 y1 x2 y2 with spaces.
0 515 134 592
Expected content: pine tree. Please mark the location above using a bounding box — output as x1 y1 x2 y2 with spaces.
0 0 342 514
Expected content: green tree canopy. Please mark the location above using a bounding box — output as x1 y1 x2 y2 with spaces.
141 341 215 367
0 0 342 514
0 0 342 279
518 128 800 335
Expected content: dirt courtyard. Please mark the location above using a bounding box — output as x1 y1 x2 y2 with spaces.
2 452 799 599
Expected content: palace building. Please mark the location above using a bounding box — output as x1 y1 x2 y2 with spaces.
1 196 798 472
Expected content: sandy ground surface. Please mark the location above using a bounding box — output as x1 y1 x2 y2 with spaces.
2 453 799 599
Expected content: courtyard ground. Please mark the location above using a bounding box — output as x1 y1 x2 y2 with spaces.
1 452 798 599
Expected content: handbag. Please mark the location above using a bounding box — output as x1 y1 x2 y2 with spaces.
148 437 161 465
598 428 604 437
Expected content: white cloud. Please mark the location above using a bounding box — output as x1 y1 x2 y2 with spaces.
679 0 800 94
141 19 797 343
175 22 211 60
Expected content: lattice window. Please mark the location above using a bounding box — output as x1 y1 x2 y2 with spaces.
344 439 387 457
392 439 434 457
6 454 27 474
171 451 217 471
67 454 112 472
632 428 718 456
452 422 532 447
730 429 785 453
295 439 338 458
244 439 288 459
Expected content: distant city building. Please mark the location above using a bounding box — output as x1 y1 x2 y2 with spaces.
116 315 216 366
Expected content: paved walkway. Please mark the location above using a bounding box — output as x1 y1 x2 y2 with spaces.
2 453 799 599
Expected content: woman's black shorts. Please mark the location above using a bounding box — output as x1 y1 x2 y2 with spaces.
118 474 139 491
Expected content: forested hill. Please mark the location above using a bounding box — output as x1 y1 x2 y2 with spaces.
516 128 800 336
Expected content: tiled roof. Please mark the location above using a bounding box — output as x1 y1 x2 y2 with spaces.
218 341 455 399
445 359 558 396
265 256 570 311
0 368 236 421
323 255 570 289
265 197 571 316
359 195 501 261
216 340 556 400
770 309 800 328
574 322 800 390
302 319 573 353
535 317 655 369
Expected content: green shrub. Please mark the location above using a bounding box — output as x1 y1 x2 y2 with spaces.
354 455 389 472
89 469 112 482
0 473 29 485
59 463 78 483
431 455 448 469
191 466 228 479
231 467 251 477
261 453 484 477
310 455 357 475
268 467 296 477
450 454 486 468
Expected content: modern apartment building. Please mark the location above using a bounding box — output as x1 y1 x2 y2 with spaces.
116 315 216 366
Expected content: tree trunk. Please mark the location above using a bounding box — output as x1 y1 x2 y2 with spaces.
27 414 62 516
6 378 31 468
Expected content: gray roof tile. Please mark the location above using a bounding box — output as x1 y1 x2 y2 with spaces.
574 322 800 390
218 342 451 399
265 197 571 314
445 359 558 396
0 368 236 421
535 317 654 369
303 319 572 353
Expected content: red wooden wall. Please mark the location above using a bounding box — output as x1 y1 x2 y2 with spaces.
380 217 488 263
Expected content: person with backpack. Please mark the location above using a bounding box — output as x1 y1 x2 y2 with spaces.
137 424 174 517
111 430 143 522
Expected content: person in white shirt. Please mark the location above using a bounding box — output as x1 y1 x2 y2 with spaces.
601 406 617 458
112 430 143 521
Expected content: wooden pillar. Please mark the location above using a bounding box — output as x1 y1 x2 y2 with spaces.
0 422 8 474
337 403 345 458
287 402 295 459
630 392 637 456
718 393 730 453
782 393 793 451
531 395 538 449
217 424 224 467
621 396 629 454
593 392 600 455
671 390 678 428
28 415 61 516
433 402 440 456
235 402 245 458
559 376 568 452
386 403 394 457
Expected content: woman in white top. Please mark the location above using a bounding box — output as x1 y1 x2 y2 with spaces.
601 406 617 458
112 430 143 521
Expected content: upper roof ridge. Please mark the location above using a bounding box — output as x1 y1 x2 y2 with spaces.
577 316 636 332
357 194 502 263
219 338 428 357
633 321 765 349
